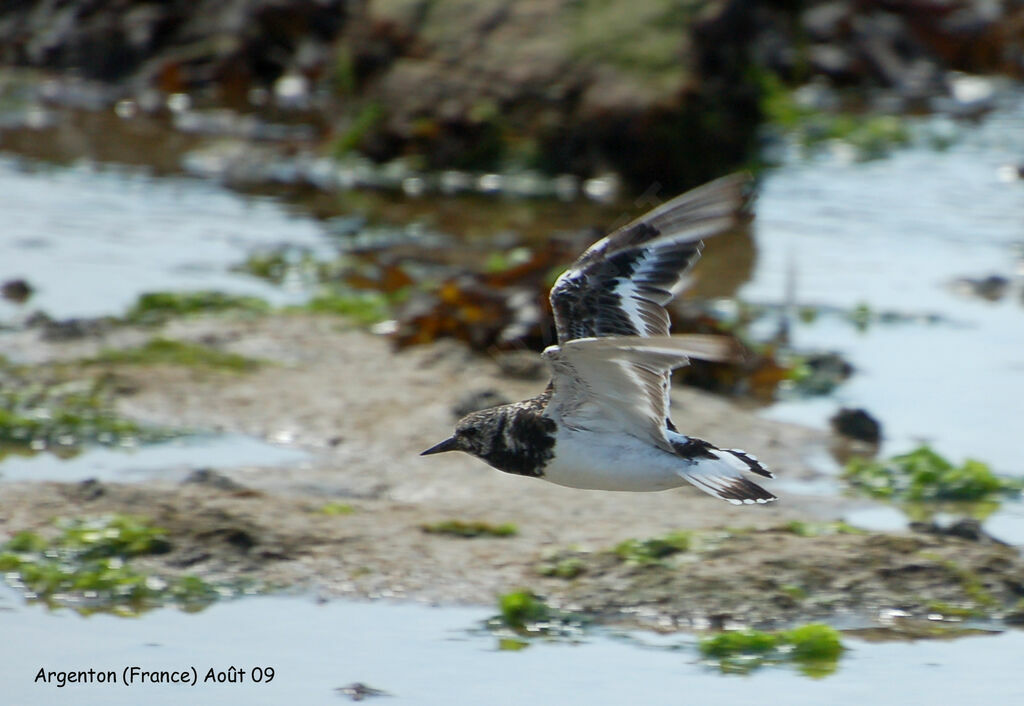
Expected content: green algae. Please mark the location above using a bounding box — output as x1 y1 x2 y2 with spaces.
122 291 270 326
0 376 172 458
233 247 327 285
758 72 911 161
318 502 356 516
699 623 844 677
783 521 865 538
488 589 589 646
0 515 219 615
843 446 1022 503
332 103 385 158
301 290 395 325
422 520 518 538
498 590 551 629
925 600 985 619
88 338 262 372
919 552 1000 612
613 531 692 565
537 557 587 580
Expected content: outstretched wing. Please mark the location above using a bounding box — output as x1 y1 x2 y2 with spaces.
549 174 750 344
542 335 740 452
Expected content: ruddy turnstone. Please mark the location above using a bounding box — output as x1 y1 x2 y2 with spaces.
422 174 775 505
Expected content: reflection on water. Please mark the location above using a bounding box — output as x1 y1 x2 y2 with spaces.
2 592 1024 706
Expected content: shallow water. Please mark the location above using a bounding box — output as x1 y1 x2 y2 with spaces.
744 96 1024 474
0 157 330 321
0 434 307 483
3 592 1024 706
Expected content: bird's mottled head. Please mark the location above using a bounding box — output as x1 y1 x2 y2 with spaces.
420 410 499 460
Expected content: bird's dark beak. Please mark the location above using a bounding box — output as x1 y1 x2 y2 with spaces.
420 436 459 456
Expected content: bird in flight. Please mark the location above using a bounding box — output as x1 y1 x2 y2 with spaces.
422 174 775 505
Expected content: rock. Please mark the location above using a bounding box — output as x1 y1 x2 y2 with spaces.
493 350 547 381
452 389 509 418
1 278 33 303
952 274 1010 301
183 468 247 492
335 682 391 701
909 518 1007 545
830 407 881 443
2 0 1023 192
28 314 112 341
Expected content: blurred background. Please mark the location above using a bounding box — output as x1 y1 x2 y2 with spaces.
1 1 1024 704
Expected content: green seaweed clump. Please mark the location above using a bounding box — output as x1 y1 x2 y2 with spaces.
699 623 844 677
88 338 261 372
122 291 270 326
233 248 324 285
301 290 395 325
0 378 170 457
0 515 218 615
422 520 518 538
613 531 692 564
783 521 864 538
488 590 588 644
537 557 586 579
498 590 551 629
759 72 911 161
318 502 356 516
843 446 1022 502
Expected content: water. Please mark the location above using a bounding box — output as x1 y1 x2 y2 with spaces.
2 592 1023 706
0 157 330 321
744 98 1024 475
0 435 307 483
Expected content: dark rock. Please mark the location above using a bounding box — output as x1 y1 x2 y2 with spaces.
1 278 33 303
26 312 113 340
0 0 350 93
69 478 105 502
2 0 1023 193
830 407 881 443
452 389 509 418
183 467 247 492
335 682 391 701
909 518 1008 545
493 350 546 381
953 274 1010 301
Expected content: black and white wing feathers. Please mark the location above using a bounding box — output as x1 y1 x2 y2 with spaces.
549 174 749 344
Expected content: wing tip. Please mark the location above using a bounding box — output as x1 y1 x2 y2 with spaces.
683 469 777 505
724 448 774 479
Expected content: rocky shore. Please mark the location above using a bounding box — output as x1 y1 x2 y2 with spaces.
3 313 1024 635
2 0 1021 191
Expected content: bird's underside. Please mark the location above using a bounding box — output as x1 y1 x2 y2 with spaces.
422 174 776 505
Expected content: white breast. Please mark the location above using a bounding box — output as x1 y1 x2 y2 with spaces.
542 427 685 491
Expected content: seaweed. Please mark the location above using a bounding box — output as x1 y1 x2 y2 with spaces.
422 520 518 538
613 531 692 565
0 515 220 615
122 291 270 326
87 338 262 372
699 623 844 677
0 376 172 458
487 589 589 644
843 446 1022 503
